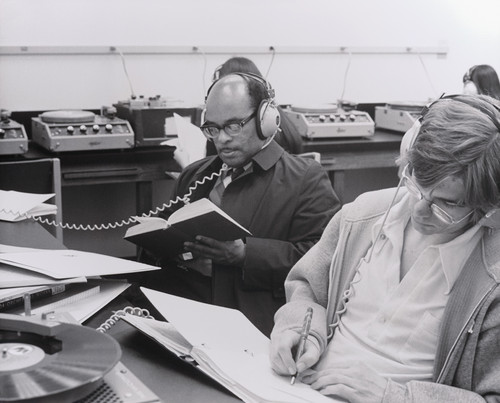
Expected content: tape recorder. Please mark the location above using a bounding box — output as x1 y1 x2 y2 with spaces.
114 95 202 148
282 104 375 139
374 102 425 133
31 109 134 152
0 312 160 402
0 109 28 155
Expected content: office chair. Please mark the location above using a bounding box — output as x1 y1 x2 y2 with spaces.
0 158 63 241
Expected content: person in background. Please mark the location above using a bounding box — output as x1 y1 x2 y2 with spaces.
139 73 340 336
463 64 500 100
270 94 500 401
206 56 303 156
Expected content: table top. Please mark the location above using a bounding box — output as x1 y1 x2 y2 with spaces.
0 220 240 402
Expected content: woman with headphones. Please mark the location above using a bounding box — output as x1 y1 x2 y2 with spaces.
270 94 500 402
463 64 500 100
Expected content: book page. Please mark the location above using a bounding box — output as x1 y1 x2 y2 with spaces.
121 313 192 357
169 198 250 235
192 348 336 403
125 217 169 237
141 288 268 354
0 249 160 279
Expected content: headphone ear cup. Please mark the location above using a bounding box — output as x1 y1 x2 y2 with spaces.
479 209 500 229
256 100 280 139
398 118 421 160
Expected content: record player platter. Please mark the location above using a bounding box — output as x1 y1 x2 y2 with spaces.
39 110 97 124
0 318 121 403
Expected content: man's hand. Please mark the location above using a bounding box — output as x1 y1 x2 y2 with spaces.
270 329 321 377
184 236 246 266
301 361 388 403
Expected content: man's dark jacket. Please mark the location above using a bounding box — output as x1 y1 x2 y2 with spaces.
148 141 340 335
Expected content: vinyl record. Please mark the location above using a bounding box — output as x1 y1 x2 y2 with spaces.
386 101 426 112
290 104 338 114
0 323 121 403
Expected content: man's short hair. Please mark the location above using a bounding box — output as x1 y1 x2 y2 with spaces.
409 94 500 220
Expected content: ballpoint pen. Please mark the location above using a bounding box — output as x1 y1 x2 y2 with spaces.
290 307 313 385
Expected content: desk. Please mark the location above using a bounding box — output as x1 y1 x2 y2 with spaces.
300 130 402 203
1 144 181 256
86 299 240 402
0 220 240 402
18 144 180 215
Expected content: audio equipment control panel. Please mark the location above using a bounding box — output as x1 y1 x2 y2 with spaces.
31 109 134 152
374 102 425 133
0 109 28 155
283 104 375 139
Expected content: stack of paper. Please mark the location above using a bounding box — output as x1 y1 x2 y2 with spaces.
0 190 57 222
0 247 160 323
131 288 336 403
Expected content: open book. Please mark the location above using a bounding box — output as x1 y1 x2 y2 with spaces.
124 198 251 258
127 287 334 403
0 190 57 222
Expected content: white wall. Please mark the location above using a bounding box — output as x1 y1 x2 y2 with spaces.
1 0 500 111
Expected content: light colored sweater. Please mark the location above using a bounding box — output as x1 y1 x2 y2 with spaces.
272 187 500 402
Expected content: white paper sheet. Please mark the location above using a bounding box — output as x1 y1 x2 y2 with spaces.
0 249 160 279
0 190 56 222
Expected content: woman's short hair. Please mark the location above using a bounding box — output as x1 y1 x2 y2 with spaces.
409 94 500 220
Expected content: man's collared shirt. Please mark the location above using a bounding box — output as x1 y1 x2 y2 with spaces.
317 193 483 384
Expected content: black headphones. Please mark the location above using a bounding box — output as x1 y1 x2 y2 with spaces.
205 72 281 140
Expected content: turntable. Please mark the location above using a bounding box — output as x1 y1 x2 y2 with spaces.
281 104 375 139
374 102 426 133
0 110 28 155
31 109 134 152
0 313 159 402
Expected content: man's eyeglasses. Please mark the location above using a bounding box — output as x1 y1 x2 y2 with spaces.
200 110 257 139
401 164 474 225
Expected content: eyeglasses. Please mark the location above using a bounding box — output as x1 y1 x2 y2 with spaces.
200 110 257 139
401 165 474 225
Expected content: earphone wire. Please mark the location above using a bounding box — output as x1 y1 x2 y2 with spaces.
328 176 405 333
417 52 438 98
339 51 352 103
116 47 136 99
264 47 276 82
3 164 230 232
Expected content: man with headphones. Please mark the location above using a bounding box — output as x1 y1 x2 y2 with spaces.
270 94 500 401
139 72 340 336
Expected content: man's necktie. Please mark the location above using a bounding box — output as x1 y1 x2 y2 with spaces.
230 167 244 181
208 168 244 207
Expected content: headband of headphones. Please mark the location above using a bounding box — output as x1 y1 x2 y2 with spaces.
205 72 275 103
463 65 477 83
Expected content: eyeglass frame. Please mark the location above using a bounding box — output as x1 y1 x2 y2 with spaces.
200 110 257 139
401 164 474 225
